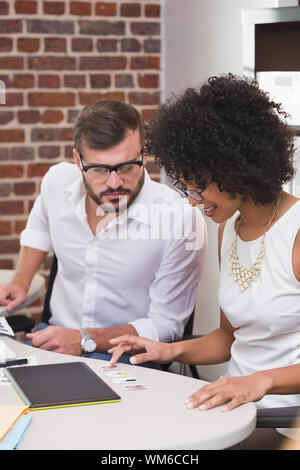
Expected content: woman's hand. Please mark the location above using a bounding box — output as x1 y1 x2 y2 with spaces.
108 334 176 366
185 373 273 412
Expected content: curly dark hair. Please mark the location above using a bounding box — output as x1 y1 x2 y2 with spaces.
146 74 295 205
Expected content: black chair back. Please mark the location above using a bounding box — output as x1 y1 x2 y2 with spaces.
41 254 57 324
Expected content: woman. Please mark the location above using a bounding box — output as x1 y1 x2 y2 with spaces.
109 74 300 449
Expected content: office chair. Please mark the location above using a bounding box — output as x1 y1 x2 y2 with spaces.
256 406 300 428
7 254 57 334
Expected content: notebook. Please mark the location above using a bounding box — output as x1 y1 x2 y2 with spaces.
5 361 121 410
0 405 29 441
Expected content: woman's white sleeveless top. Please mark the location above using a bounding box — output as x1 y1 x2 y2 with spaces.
219 200 300 408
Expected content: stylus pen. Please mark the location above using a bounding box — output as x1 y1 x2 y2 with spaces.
0 358 28 368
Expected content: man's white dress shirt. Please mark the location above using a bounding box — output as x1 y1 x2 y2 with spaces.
20 162 207 342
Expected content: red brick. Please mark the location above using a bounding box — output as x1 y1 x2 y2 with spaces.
64 145 74 159
64 74 86 88
14 219 27 234
0 164 24 178
144 39 160 53
130 22 160 36
11 147 34 160
121 3 141 17
95 2 116 16
38 74 60 88
145 4 160 17
67 110 79 123
14 182 35 195
96 39 117 53
0 57 24 70
70 1 91 15
11 74 35 88
0 148 8 160
0 259 14 269
43 1 65 15
71 38 93 52
0 1 9 14
0 239 20 254
80 56 127 70
0 182 11 197
31 128 73 142
138 73 159 88
27 20 74 34
40 109 64 123
0 129 24 143
0 200 24 215
0 37 12 52
28 56 76 70
130 56 160 70
27 162 52 177
129 91 160 105
90 74 110 88
0 220 12 235
142 108 157 122
44 37 67 53
0 111 13 125
18 110 40 124
38 146 60 159
15 1 37 14
121 38 141 52
17 37 40 53
79 20 124 35
115 74 134 88
78 91 124 106
28 92 75 107
0 20 22 33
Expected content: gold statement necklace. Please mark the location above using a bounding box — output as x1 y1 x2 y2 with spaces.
229 198 281 292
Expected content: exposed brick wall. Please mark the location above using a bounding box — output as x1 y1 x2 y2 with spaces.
0 0 161 322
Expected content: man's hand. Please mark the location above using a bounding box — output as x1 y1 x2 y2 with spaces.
0 282 27 312
26 326 82 356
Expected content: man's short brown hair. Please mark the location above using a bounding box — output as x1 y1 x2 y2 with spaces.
74 100 144 153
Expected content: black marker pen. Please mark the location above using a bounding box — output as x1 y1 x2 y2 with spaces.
0 358 29 368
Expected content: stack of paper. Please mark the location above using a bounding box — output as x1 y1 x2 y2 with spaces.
0 405 32 450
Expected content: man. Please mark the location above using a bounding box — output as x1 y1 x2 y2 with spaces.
0 100 206 363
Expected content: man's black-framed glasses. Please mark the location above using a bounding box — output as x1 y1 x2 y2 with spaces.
79 148 144 183
173 179 213 202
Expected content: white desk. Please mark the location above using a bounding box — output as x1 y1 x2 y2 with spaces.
1 336 257 450
0 270 45 316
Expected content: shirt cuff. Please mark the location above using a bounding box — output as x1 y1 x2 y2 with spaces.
128 318 160 342
20 228 52 253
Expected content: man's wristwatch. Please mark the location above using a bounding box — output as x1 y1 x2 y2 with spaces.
79 328 97 353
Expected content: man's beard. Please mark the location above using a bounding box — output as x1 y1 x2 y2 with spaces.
83 170 145 214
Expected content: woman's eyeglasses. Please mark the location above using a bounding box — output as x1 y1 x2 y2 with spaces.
173 179 214 201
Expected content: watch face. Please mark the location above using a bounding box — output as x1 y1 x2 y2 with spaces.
84 338 96 353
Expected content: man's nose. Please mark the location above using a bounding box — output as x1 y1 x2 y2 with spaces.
106 170 123 189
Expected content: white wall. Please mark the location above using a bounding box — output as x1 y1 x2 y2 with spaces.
162 0 296 380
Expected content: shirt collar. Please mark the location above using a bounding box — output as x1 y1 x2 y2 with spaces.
126 170 154 226
64 168 85 203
